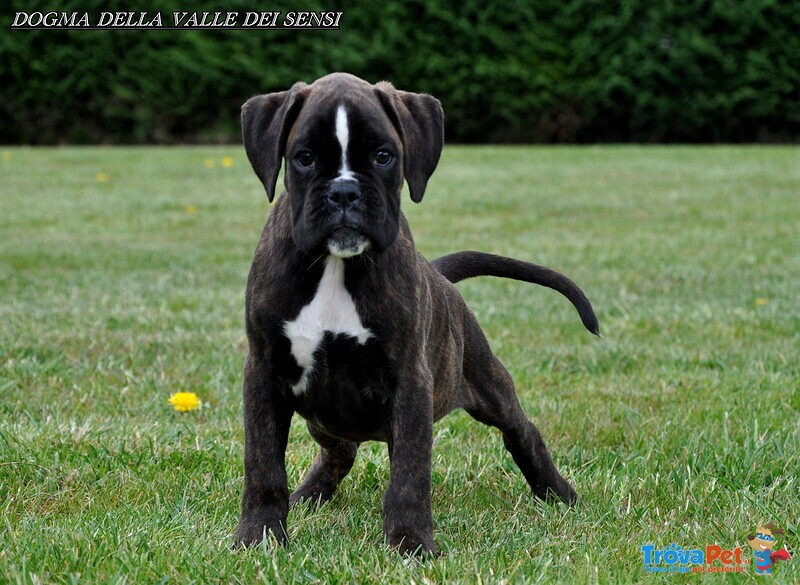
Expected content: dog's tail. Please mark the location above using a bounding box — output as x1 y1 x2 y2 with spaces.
431 251 600 335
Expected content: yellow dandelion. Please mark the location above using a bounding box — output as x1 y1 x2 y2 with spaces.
95 172 109 182
168 392 201 412
203 158 215 169
221 156 235 168
755 298 769 306
184 204 198 215
1 151 11 161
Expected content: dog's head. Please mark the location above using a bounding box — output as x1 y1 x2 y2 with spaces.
242 73 444 257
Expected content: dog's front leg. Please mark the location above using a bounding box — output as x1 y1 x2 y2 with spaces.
234 353 294 547
383 368 439 556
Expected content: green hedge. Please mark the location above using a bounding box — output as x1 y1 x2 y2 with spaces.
2 0 798 143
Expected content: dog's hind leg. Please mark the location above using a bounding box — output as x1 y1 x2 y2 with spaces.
461 327 577 505
290 422 359 507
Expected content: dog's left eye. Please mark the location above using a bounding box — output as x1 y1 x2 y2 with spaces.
373 150 393 166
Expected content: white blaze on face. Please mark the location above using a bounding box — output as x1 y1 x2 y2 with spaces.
335 105 355 181
283 256 372 395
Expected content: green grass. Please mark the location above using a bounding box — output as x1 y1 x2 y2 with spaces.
1 145 798 583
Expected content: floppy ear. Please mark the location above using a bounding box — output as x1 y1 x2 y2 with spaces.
374 82 444 203
241 81 308 201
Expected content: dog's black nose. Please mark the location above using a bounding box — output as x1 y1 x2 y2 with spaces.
326 181 362 211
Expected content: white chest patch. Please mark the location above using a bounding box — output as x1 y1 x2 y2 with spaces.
283 256 372 395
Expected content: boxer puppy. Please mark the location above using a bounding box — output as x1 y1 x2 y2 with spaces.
234 73 598 555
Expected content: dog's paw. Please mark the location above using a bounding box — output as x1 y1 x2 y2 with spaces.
563 484 579 505
289 484 334 508
535 478 579 506
387 530 440 557
543 483 579 506
232 518 288 549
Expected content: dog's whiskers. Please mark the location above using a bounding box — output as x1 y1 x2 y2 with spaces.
307 254 325 270
363 254 378 269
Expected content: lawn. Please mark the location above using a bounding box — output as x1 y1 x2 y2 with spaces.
1 145 798 583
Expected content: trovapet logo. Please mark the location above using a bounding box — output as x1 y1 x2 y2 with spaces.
641 544 749 574
642 522 793 575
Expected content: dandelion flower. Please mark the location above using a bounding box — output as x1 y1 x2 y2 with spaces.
221 156 234 168
95 172 109 182
203 159 215 169
1 151 11 161
755 298 769 306
184 204 198 215
169 392 201 412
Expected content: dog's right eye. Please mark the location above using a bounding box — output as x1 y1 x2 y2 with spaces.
294 151 316 168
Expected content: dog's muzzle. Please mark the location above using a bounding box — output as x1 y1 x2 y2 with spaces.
325 180 370 258
328 227 370 258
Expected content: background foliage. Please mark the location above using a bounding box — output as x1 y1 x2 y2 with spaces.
2 0 799 144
